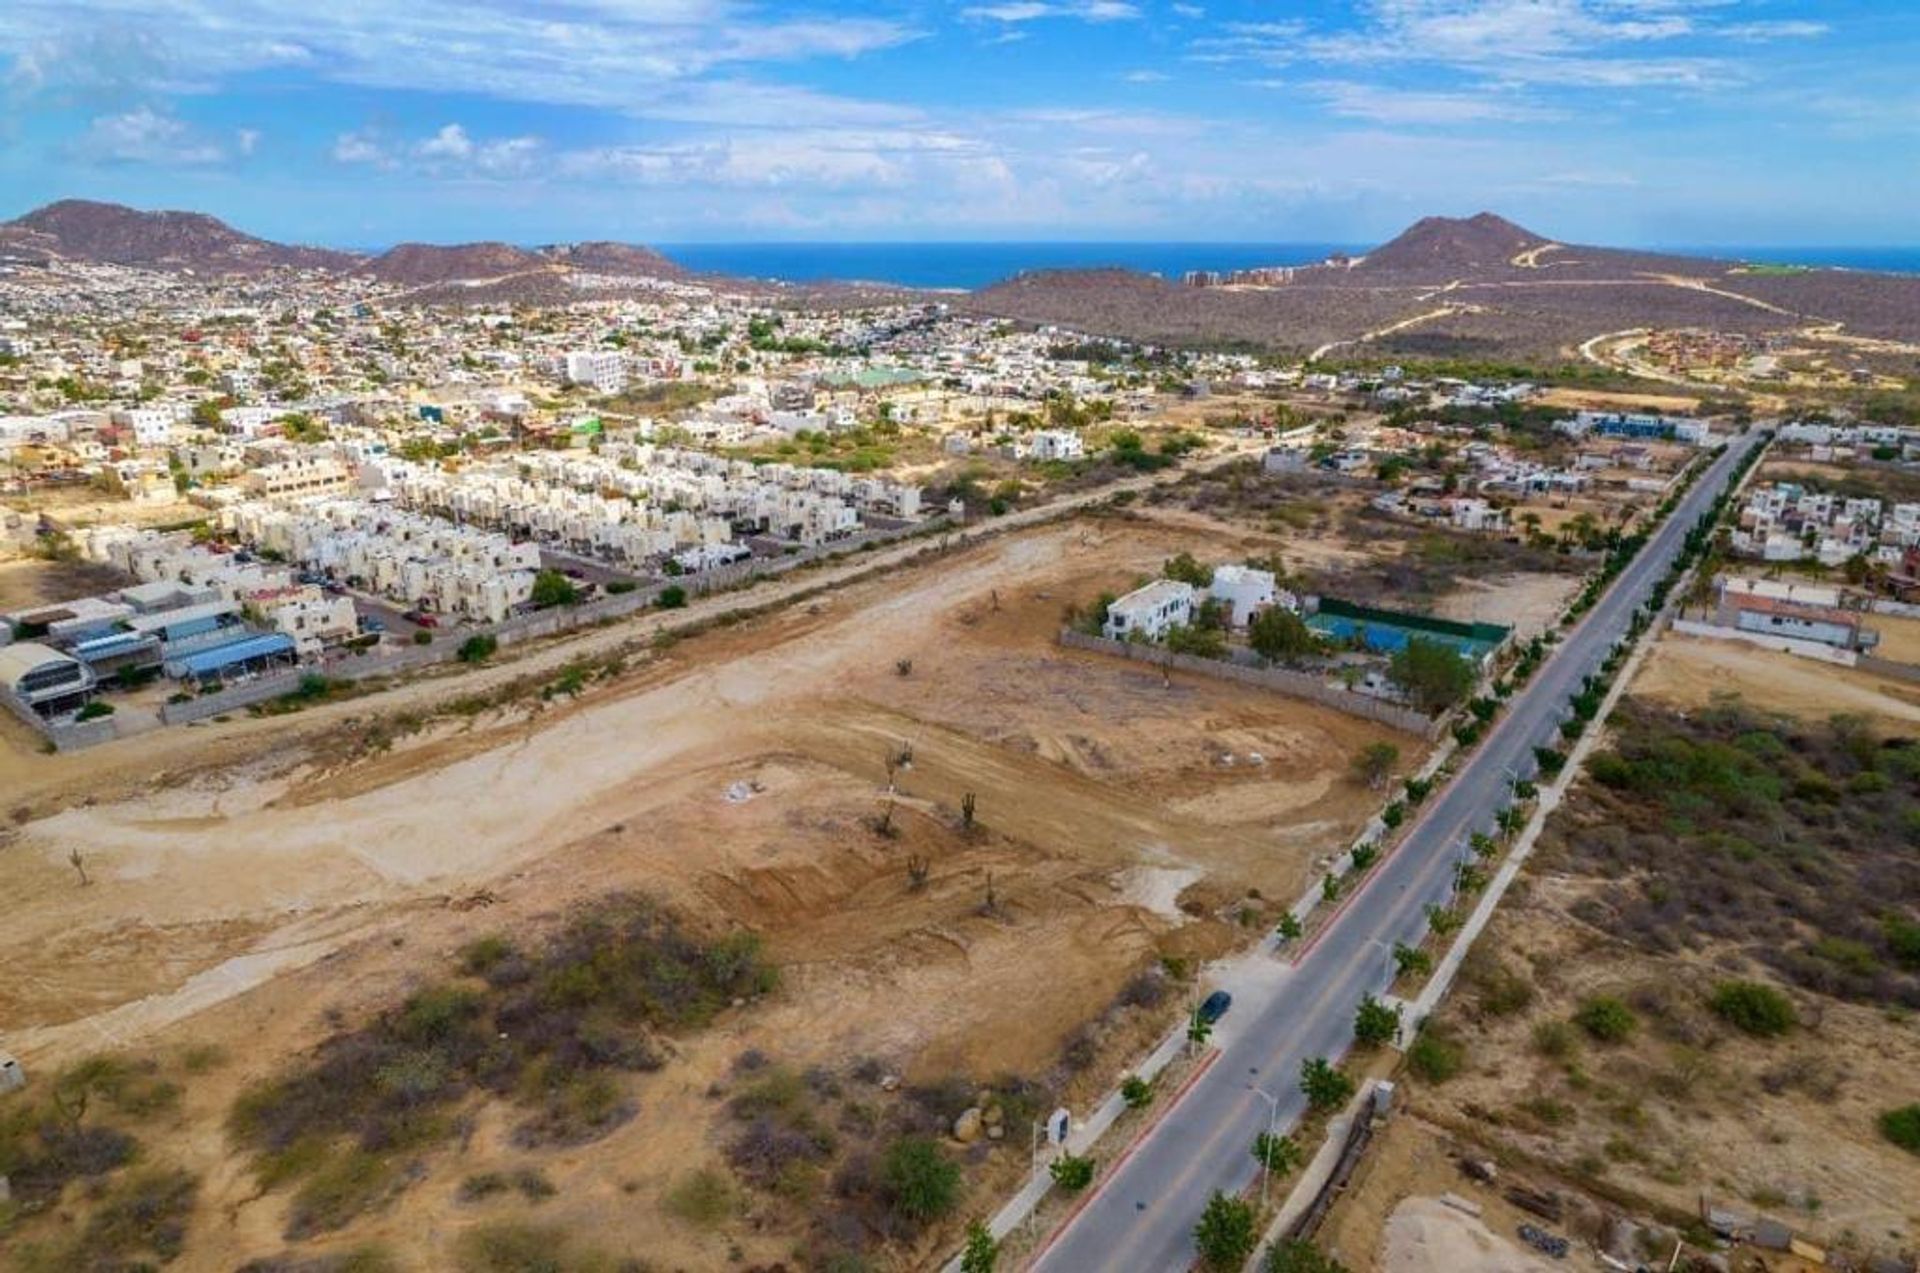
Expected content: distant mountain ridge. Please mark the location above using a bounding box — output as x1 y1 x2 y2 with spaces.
0 200 686 287
2 199 361 274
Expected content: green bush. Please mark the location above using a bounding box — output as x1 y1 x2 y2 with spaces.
1353 995 1400 1047
1709 981 1797 1037
1192 1190 1257 1271
1882 1103 1920 1155
1299 1057 1354 1112
1049 1152 1095 1191
1266 1239 1352 1273
1407 1029 1464 1082
657 585 688 609
457 633 498 663
882 1137 960 1223
1574 995 1637 1043
1121 1075 1153 1108
75 699 115 721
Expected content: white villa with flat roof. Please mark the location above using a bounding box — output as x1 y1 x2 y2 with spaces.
1102 580 1196 641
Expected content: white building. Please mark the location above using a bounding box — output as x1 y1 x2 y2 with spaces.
1102 580 1196 641
249 585 359 658
1025 430 1086 463
242 457 354 503
1205 564 1278 627
564 350 627 394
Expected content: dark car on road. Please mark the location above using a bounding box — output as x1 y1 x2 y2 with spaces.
1198 990 1232 1023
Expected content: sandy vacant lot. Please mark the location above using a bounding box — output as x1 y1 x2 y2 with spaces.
2 512 1435 1269
1632 630 1920 729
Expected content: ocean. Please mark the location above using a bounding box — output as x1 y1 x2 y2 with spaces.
651 241 1920 290
653 242 1358 289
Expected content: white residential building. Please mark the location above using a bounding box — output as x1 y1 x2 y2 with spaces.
1205 564 1278 627
1102 580 1196 641
564 350 627 394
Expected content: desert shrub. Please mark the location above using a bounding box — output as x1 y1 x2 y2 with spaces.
881 1137 960 1224
666 1168 739 1227
1407 1028 1465 1083
1532 1020 1578 1059
1575 996 1637 1043
455 1220 617 1273
459 1167 555 1204
18 1166 198 1269
231 895 772 1226
1881 1104 1920 1155
1121 1076 1153 1108
656 585 688 609
288 1149 395 1238
1267 1240 1352 1273
1709 981 1797 1037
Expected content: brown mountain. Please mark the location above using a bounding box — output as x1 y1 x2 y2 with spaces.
363 241 553 286
3 199 361 273
1356 211 1547 275
967 211 1920 360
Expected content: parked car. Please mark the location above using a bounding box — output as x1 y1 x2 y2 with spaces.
1198 990 1232 1023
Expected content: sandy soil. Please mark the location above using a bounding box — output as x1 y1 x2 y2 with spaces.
1379 1196 1560 1273
0 511 1420 1269
1631 630 1920 729
1315 1114 1598 1273
1432 573 1581 640
1534 388 1703 415
1868 612 1920 665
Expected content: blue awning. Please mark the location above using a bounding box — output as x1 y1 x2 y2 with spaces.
166 633 296 679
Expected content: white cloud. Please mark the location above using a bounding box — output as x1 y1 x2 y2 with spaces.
74 105 224 164
1123 69 1168 83
235 127 261 155
1722 20 1828 43
330 128 395 169
962 0 1141 23
1308 80 1557 124
418 123 474 160
1197 1 1746 90
0 1 923 120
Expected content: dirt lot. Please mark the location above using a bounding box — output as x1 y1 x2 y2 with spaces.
0 512 1424 1269
1633 630 1920 729
0 555 135 613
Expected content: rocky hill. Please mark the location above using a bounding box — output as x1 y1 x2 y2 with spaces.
0 201 688 290
2 199 361 273
363 241 551 286
966 212 1920 360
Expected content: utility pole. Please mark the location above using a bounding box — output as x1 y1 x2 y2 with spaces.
1247 1084 1282 1213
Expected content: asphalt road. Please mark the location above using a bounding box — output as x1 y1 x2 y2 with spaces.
1032 433 1757 1272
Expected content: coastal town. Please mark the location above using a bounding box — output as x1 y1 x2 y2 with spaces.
4 199 1920 1273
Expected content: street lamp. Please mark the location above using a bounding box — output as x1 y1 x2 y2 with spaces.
1247 1084 1282 1211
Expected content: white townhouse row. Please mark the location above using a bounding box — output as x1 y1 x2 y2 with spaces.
1731 482 1920 566
72 527 355 655
224 501 540 624
379 460 732 569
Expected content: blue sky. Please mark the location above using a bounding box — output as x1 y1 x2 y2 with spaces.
1 1 1914 246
